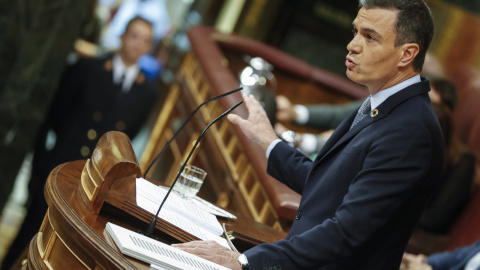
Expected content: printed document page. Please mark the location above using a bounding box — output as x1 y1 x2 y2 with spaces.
136 178 230 249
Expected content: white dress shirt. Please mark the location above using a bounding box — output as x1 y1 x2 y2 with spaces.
465 251 480 270
113 54 140 93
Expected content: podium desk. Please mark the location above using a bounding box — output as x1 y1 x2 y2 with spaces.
23 132 286 270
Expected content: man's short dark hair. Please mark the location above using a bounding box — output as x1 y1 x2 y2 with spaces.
124 16 153 34
359 0 434 72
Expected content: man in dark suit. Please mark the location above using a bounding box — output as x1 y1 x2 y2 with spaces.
1 16 157 270
174 0 443 269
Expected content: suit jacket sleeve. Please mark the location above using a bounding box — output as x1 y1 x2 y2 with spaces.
427 240 480 270
245 110 439 269
266 142 314 194
300 99 363 130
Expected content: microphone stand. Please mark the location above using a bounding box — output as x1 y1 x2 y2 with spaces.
143 100 243 238
142 87 243 178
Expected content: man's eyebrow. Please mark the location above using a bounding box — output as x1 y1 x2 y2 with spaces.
352 23 382 38
362 27 381 38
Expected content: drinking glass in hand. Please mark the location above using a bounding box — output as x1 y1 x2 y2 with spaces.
172 164 207 200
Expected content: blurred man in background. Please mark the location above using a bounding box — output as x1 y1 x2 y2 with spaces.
1 16 158 270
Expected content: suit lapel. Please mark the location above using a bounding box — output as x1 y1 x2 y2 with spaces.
315 109 356 159
314 108 380 166
313 78 431 166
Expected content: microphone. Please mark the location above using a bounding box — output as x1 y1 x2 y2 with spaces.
143 87 243 178
143 100 244 238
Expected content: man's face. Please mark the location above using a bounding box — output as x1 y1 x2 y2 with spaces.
120 20 153 64
345 7 405 94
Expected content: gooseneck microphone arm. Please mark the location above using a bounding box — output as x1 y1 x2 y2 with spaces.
143 100 243 238
142 87 243 178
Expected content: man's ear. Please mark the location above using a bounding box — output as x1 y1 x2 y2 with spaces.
398 43 420 68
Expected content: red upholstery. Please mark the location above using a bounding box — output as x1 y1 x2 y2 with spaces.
467 117 480 183
451 66 480 184
452 66 480 143
450 65 479 97
407 66 480 254
442 66 480 251
446 185 480 251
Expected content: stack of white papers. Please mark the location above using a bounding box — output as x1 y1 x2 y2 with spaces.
190 196 237 220
105 222 231 270
156 185 237 220
136 178 229 248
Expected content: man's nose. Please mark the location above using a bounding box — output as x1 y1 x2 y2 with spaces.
347 36 361 54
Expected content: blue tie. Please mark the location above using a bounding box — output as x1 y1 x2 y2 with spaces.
350 96 371 129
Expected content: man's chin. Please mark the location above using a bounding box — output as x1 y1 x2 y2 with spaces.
346 70 356 82
131 54 142 61
345 72 366 87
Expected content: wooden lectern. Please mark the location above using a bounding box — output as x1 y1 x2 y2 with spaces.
23 131 285 269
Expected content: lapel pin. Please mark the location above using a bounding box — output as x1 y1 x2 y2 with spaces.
370 109 379 117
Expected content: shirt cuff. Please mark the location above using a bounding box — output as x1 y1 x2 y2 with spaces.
294 105 309 124
266 139 282 159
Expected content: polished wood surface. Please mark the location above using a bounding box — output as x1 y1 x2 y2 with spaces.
25 160 144 270
79 131 141 214
23 131 286 269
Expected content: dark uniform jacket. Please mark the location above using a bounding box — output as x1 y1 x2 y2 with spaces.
32 54 157 190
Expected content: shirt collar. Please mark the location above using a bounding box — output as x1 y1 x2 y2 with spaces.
113 54 140 92
370 75 421 110
113 54 126 83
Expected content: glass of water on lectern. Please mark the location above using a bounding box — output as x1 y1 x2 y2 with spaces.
172 164 207 200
